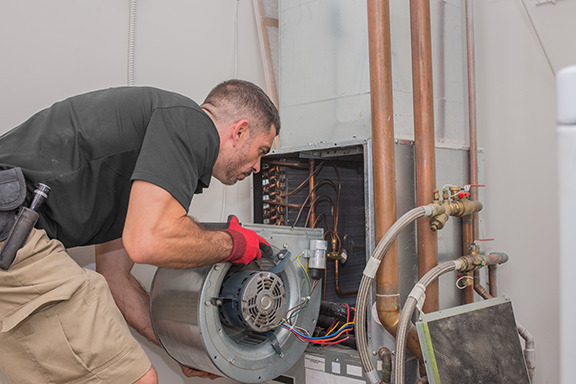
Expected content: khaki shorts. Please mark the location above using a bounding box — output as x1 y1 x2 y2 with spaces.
0 229 152 384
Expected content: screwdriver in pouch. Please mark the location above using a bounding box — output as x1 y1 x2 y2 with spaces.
0 183 51 270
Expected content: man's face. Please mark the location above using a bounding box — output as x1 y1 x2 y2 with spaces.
218 126 276 186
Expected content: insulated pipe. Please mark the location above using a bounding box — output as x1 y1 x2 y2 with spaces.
463 0 479 304
410 0 439 313
366 0 403 345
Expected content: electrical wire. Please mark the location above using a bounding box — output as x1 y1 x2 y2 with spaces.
281 252 356 346
283 322 354 344
282 302 355 345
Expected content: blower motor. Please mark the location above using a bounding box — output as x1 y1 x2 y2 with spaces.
150 224 323 383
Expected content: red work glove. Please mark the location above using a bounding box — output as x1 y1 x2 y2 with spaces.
222 215 273 265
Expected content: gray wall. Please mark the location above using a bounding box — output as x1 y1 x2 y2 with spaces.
0 1 568 383
476 1 569 383
0 1 258 383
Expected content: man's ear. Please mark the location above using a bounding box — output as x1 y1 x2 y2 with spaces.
232 119 250 147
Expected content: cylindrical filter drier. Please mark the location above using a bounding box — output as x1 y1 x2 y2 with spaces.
150 224 323 383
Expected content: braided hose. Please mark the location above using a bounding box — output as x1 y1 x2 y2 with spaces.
356 205 438 384
127 0 136 86
394 261 458 383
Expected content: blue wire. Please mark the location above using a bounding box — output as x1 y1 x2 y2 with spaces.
282 322 354 341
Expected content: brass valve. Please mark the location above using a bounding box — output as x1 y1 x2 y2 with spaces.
430 185 483 231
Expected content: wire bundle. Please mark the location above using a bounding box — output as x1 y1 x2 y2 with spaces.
279 253 356 346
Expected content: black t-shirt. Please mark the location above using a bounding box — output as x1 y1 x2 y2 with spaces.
0 87 220 248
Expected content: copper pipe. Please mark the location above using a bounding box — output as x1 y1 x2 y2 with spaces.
463 0 480 303
367 0 424 359
473 269 491 300
378 347 393 383
461 214 475 303
488 265 498 296
367 0 398 333
334 260 358 296
308 159 317 229
466 0 479 229
410 0 439 313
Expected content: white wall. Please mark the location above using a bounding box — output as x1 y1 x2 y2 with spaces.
0 1 569 384
474 1 573 383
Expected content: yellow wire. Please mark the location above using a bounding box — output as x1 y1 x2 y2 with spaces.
297 252 311 293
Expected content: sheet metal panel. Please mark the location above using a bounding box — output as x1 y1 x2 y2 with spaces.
279 0 467 149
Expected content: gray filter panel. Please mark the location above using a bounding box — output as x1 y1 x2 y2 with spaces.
416 297 530 384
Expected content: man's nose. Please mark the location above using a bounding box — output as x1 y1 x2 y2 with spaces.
252 159 261 174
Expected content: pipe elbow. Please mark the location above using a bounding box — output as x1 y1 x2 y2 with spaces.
486 252 509 265
376 295 399 335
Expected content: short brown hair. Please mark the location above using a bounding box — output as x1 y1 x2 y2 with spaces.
202 79 280 136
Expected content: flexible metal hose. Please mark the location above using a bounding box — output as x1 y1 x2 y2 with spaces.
394 261 458 383
127 0 136 86
356 205 438 384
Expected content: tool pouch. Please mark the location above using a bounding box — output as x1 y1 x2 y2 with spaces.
0 167 32 270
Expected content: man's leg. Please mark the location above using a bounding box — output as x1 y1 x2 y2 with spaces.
0 229 152 383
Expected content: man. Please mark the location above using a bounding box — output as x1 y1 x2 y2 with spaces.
0 79 279 383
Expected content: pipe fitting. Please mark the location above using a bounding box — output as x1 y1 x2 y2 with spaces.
430 187 482 231
375 293 423 361
375 294 400 331
455 254 485 272
484 252 509 265
456 252 509 272
378 347 392 383
449 198 483 217
430 193 452 231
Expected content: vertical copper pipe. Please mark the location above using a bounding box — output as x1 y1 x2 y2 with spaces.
466 0 479 224
488 265 498 296
410 0 439 313
463 0 479 303
368 0 423 361
368 0 398 327
308 159 317 227
462 213 475 304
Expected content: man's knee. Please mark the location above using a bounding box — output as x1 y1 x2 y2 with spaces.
134 366 158 384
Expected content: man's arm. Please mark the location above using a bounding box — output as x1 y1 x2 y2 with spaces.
95 239 157 343
122 180 233 268
95 239 219 380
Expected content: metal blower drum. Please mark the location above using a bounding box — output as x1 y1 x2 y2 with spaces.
150 224 323 383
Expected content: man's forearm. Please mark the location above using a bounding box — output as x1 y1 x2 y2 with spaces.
105 272 159 345
95 240 159 345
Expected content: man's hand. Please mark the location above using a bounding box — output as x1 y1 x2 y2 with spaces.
180 364 219 380
223 215 273 264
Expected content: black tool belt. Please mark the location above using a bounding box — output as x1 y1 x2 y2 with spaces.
0 167 38 270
